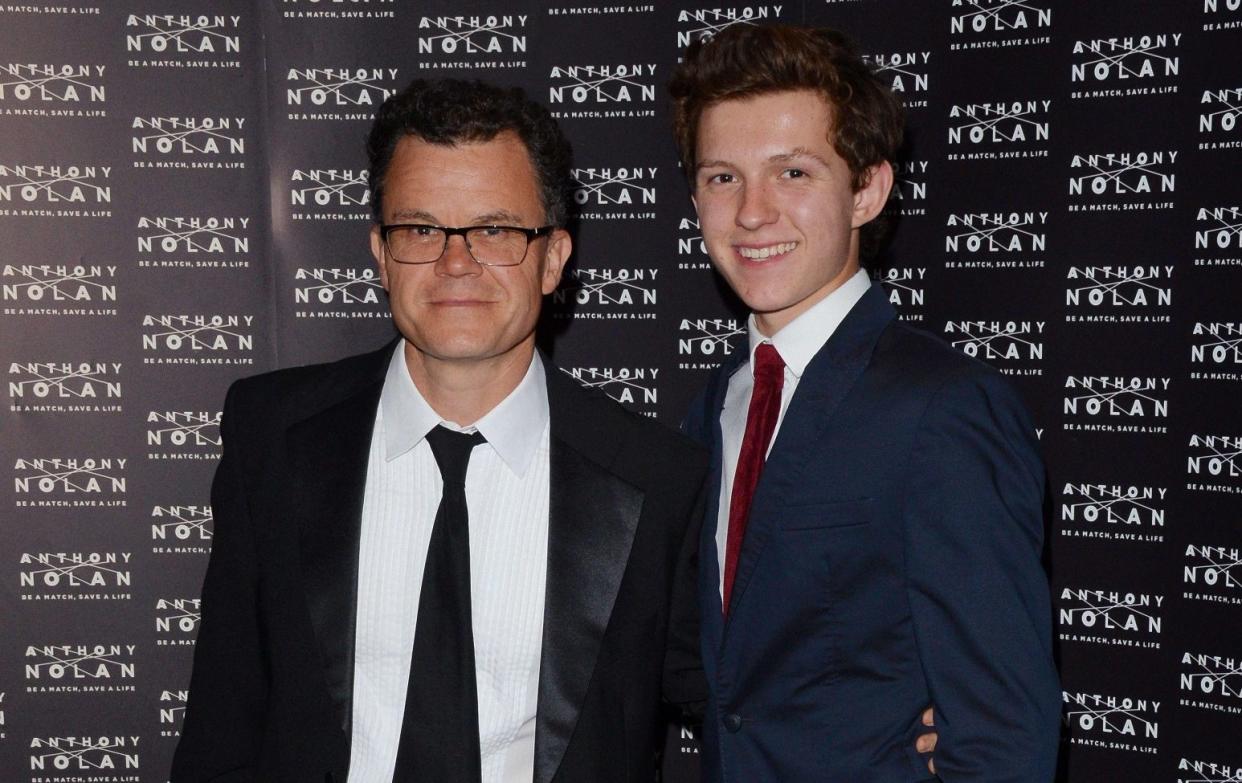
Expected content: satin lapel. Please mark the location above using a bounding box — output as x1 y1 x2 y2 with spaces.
723 285 895 628
288 376 384 738
533 370 645 783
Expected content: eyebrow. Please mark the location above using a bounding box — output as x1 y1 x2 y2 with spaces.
771 147 834 168
386 208 530 226
695 147 834 173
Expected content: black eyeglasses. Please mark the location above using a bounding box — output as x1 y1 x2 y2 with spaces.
380 223 555 267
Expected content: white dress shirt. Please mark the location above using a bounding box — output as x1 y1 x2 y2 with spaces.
716 269 873 596
349 345 551 783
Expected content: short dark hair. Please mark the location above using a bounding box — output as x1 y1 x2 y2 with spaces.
669 24 904 257
366 79 572 226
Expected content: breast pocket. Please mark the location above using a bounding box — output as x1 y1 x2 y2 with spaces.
780 497 875 531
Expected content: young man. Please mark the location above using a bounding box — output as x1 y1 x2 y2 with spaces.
671 24 1061 781
171 79 707 783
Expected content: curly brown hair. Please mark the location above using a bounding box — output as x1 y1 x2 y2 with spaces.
669 24 904 257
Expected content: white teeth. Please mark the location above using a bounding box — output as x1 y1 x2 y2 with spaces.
737 242 796 260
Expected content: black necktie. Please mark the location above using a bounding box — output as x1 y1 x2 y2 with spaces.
393 425 486 783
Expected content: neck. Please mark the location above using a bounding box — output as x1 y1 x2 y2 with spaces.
403 340 534 426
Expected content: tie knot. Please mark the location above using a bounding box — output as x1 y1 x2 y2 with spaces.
753 342 784 383
425 425 486 486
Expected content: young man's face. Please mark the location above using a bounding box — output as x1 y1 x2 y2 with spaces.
693 89 891 335
370 132 570 368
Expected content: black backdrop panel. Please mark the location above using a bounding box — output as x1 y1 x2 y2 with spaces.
2 2 1240 780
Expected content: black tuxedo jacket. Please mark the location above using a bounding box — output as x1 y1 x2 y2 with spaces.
170 343 708 782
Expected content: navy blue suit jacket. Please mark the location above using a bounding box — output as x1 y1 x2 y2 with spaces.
683 285 1061 782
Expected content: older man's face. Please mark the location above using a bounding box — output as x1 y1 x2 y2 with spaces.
370 132 571 368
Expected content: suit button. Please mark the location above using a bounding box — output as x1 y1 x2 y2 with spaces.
723 713 743 733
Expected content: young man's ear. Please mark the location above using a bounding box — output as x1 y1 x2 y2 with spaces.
540 228 573 295
370 223 390 291
851 161 894 229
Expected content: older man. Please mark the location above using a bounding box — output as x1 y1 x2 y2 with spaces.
171 78 707 783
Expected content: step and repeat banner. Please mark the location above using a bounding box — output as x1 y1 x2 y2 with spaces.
2 1 1240 781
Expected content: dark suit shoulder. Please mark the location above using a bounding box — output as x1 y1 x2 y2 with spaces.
874 319 1020 399
547 366 707 486
224 342 392 425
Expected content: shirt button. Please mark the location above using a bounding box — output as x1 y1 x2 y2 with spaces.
723 713 743 733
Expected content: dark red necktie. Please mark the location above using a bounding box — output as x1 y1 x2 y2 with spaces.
723 342 785 615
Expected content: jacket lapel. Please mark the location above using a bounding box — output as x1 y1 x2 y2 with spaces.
699 352 747 648
287 344 391 741
723 285 895 630
533 366 645 783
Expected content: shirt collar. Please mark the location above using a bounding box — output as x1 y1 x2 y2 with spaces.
380 343 549 477
746 268 872 379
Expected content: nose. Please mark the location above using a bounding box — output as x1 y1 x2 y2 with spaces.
735 182 778 231
435 233 482 277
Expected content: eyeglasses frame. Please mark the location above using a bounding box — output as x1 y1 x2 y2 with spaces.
379 222 557 267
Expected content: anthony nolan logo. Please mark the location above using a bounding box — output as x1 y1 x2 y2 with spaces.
1195 205 1242 268
678 317 744 371
1200 86 1242 150
1180 650 1242 716
141 314 255 366
146 410 222 461
943 211 1046 270
417 15 528 70
126 13 241 69
286 67 398 120
943 320 1043 376
870 267 926 322
160 689 188 737
572 166 656 221
863 52 930 109
137 215 251 269
1064 264 1173 324
1062 376 1170 434
29 736 139 777
152 504 213 555
675 6 784 48
1067 150 1176 212
551 267 658 320
1178 758 1242 783
1070 32 1181 100
18 552 133 601
1 264 118 318
1062 691 1158 756
0 64 106 117
131 116 246 169
289 168 370 221
295 267 385 319
281 0 395 20
13 457 126 509
949 0 1052 50
156 598 201 646
1057 587 1162 649
1191 322 1242 381
886 160 927 217
0 163 111 218
945 99 1050 161
676 214 711 271
1059 483 1165 543
1184 544 1242 607
7 361 122 414
563 367 659 417
1187 433 1242 495
25 644 137 694
547 64 657 119
1204 0 1242 31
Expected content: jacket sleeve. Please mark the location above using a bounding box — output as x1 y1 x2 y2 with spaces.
170 380 267 782
902 369 1061 782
